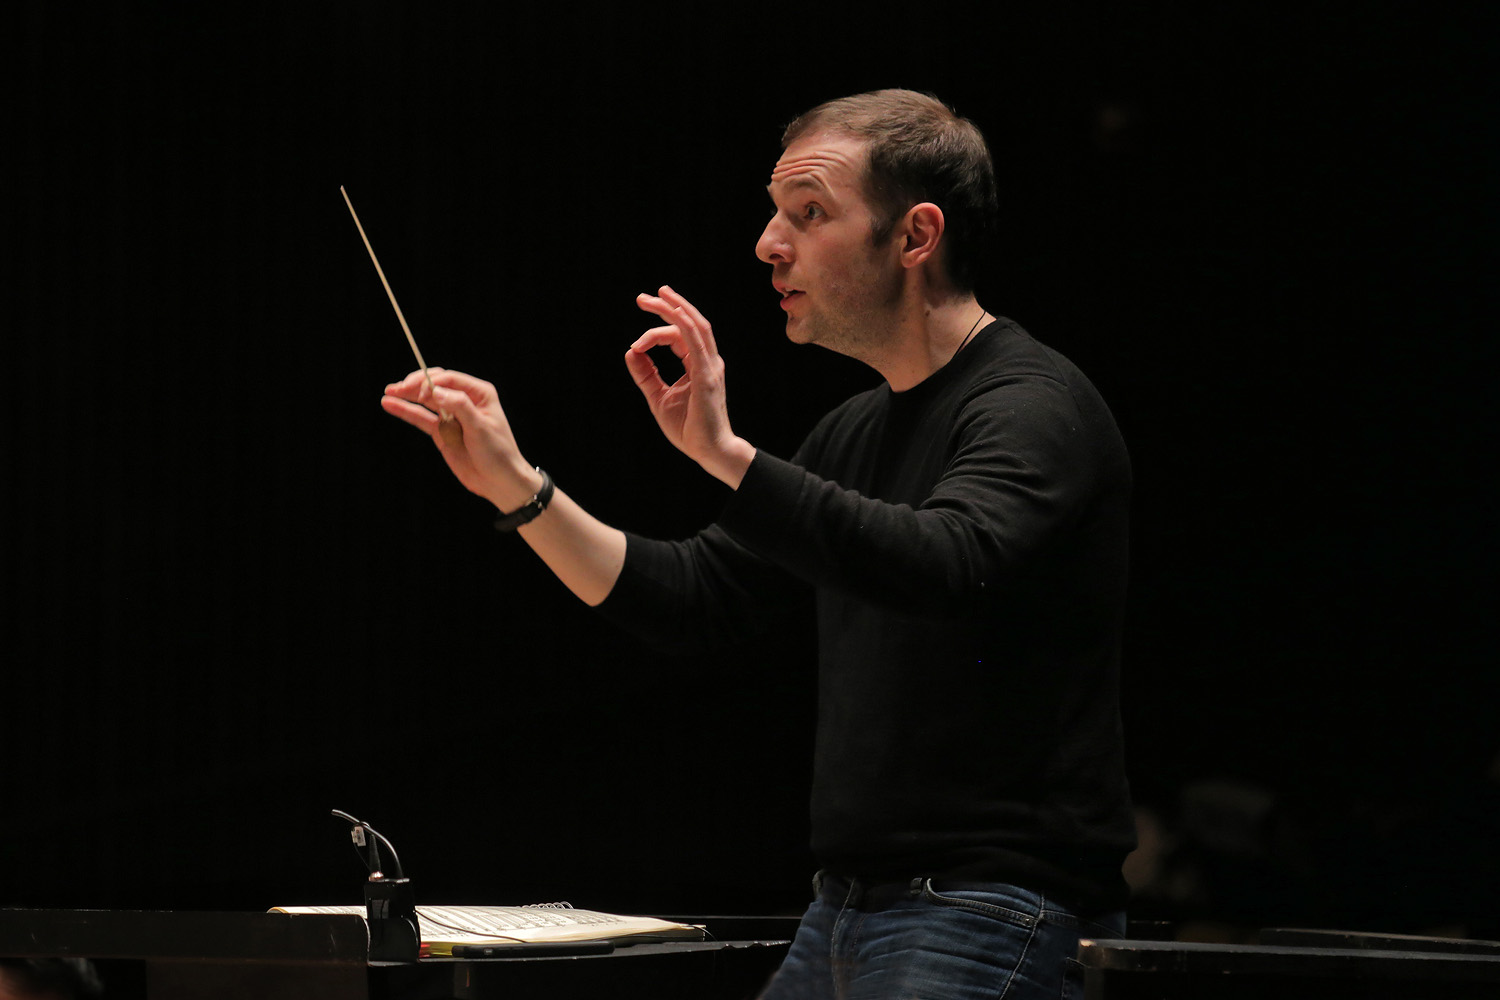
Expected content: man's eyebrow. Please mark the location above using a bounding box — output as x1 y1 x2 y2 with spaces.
766 175 827 196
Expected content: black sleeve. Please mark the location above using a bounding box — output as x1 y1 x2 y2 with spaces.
714 375 1111 616
593 523 812 655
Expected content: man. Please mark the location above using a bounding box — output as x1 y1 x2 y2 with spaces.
383 89 1134 999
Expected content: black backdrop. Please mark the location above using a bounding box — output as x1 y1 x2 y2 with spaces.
7 3 1494 934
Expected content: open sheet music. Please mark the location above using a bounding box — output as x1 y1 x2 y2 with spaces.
271 903 704 956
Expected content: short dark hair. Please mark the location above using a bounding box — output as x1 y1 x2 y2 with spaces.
782 89 998 292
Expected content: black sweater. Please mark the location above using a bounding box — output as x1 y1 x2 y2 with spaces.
598 319 1135 910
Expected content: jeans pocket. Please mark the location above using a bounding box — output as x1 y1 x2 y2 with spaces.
1060 957 1085 1000
918 880 1040 930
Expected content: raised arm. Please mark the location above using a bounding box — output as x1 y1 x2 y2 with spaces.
382 286 758 607
381 368 625 606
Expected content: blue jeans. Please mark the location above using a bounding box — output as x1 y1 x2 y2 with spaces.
758 873 1125 1000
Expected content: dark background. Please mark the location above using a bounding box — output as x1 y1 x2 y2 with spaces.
6 3 1494 937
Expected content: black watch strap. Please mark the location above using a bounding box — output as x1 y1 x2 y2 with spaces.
493 468 554 532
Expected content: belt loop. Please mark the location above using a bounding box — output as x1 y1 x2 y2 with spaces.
909 877 925 897
812 870 825 898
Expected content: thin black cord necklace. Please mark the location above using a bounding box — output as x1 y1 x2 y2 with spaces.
951 307 989 362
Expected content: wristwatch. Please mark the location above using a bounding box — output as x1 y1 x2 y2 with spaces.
493 467 555 532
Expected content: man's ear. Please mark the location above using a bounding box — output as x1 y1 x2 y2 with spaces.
898 202 945 269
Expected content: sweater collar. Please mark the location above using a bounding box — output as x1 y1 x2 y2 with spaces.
886 318 1009 404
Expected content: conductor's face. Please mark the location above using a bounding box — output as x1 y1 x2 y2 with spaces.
757 132 903 356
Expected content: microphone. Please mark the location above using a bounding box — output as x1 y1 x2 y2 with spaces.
331 809 421 962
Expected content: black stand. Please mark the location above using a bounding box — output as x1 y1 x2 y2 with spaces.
0 909 795 999
365 876 420 963
1076 935 1500 999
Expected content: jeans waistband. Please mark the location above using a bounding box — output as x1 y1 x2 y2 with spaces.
814 871 1027 906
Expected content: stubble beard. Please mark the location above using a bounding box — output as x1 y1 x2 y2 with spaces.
789 244 904 366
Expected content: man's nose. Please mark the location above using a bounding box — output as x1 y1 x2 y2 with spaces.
756 218 790 264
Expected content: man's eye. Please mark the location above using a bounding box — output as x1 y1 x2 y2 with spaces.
802 204 824 221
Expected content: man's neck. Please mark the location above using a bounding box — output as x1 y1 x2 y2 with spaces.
866 293 989 392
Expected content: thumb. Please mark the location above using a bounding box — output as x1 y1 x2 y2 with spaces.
422 381 470 421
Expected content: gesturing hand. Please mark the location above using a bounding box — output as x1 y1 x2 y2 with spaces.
626 285 756 488
381 367 542 511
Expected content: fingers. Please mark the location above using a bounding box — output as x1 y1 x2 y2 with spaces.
383 368 500 431
623 345 670 404
385 366 444 395
381 379 473 433
428 368 498 403
659 285 718 354
637 284 717 358
426 383 473 422
380 393 441 433
630 325 689 358
383 367 495 407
